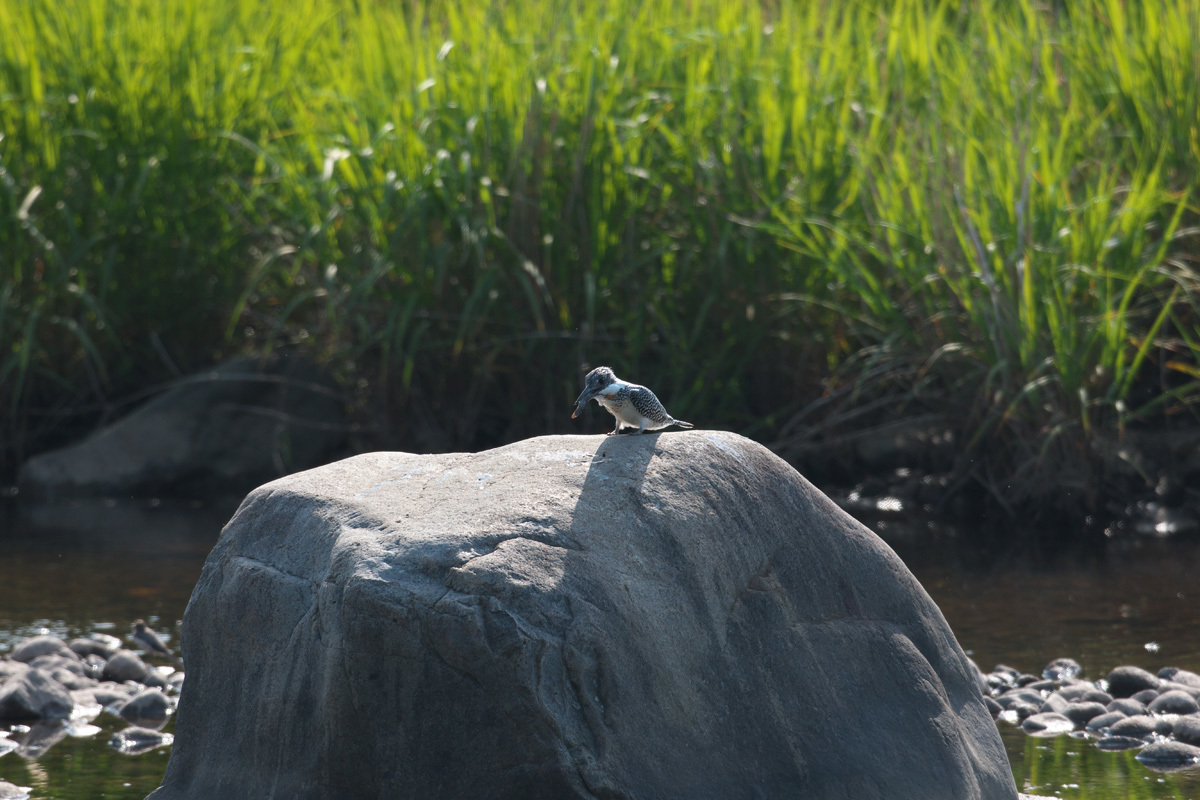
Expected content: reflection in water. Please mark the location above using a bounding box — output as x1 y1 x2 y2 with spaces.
4 498 1200 799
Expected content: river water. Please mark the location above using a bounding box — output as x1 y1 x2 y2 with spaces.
2 498 1199 799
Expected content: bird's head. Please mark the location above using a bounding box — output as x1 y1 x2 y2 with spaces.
572 366 616 417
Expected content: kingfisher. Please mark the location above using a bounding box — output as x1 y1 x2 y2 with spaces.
572 366 694 435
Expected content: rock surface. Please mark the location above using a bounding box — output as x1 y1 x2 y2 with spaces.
17 352 345 498
0 669 74 720
150 431 1015 800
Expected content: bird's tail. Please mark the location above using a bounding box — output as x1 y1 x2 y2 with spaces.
672 419 694 429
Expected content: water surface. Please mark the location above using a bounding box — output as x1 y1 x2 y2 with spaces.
3 499 1200 798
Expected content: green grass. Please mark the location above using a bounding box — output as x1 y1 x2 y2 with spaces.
2 0 1199 518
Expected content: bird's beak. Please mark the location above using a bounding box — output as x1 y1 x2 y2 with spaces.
572 388 595 418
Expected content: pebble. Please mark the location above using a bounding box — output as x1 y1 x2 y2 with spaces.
1136 740 1200 772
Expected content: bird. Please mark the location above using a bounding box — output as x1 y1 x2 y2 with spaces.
131 619 183 667
572 366 694 435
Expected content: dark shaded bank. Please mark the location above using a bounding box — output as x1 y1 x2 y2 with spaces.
6 354 1199 542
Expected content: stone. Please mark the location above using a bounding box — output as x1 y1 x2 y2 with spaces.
69 638 116 660
1160 681 1200 700
1023 679 1057 692
997 688 1043 710
1061 701 1107 727
1107 714 1166 739
1095 735 1144 751
1131 688 1160 704
120 689 172 724
1078 690 1113 705
1056 684 1100 702
1171 715 1200 746
1159 667 1200 689
1021 713 1074 737
1010 702 1040 722
1038 693 1069 715
1084 711 1126 732
1106 698 1145 715
110 726 174 755
1136 740 1200 771
149 433 1017 800
1148 689 1200 715
17 352 346 499
0 662 30 682
10 636 76 663
1041 658 1080 681
1106 666 1161 698
0 669 74 720
91 682 139 709
103 650 149 683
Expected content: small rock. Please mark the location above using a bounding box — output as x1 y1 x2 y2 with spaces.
1011 702 1040 722
1023 679 1057 692
68 689 104 719
984 696 1003 718
1107 698 1145 715
1021 712 1075 737
1014 673 1040 687
119 689 171 724
1039 693 1070 715
991 665 1021 689
0 669 74 720
1148 689 1200 715
1131 688 1160 704
28 655 92 690
109 726 174 755
91 682 138 709
997 688 1043 710
89 633 124 651
1058 684 1111 705
1062 701 1107 727
81 655 107 680
1056 684 1093 701
1136 740 1200 771
0 661 30 681
1172 715 1200 746
10 636 76 664
1096 735 1145 751
69 638 116 660
1042 658 1081 681
103 650 149 683
1159 667 1200 689
985 673 1012 693
1107 666 1161 698
1085 711 1127 732
1108 714 1166 739
1160 681 1200 701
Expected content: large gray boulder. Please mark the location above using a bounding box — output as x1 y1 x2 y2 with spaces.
149 432 1016 800
18 352 345 499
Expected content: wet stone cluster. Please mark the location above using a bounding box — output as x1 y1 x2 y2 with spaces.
981 656 1200 772
0 627 179 762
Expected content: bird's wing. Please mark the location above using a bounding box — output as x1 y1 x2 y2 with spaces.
629 386 670 423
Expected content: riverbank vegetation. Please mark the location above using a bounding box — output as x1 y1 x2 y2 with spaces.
3 0 1198 523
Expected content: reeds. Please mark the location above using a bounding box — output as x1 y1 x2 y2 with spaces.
2 0 1198 515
